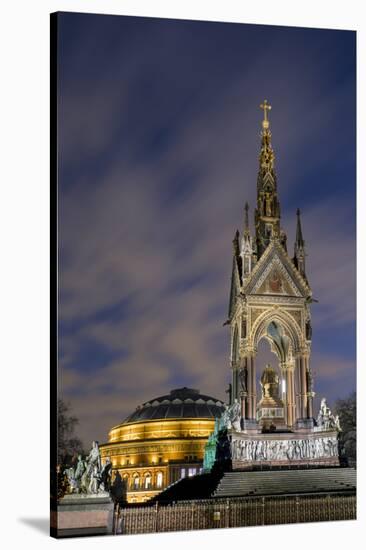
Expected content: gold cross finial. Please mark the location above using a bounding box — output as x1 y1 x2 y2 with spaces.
260 99 272 129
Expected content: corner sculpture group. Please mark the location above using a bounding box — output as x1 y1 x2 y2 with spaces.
63 441 112 495
219 396 340 433
209 395 342 467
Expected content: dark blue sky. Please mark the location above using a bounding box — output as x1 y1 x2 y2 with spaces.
57 12 356 445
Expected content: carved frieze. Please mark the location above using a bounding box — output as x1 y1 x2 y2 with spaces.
247 295 304 305
231 436 338 462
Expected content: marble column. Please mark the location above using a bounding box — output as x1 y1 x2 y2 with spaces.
249 355 256 419
297 354 309 419
231 363 237 403
240 391 246 421
307 391 314 418
283 365 295 427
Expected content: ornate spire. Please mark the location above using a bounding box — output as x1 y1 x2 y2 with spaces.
259 99 275 174
260 99 272 130
241 203 253 278
232 229 240 258
255 99 284 259
295 208 305 248
293 208 307 279
243 202 250 235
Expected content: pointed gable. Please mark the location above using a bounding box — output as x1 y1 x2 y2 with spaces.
243 240 311 299
228 254 242 319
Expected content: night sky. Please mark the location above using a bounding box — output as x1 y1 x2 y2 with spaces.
57 12 356 446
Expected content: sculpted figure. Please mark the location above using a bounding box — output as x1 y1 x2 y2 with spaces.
76 440 105 495
270 441 278 461
63 466 77 493
239 365 248 393
277 441 285 460
74 455 86 492
99 458 112 492
316 439 323 457
286 441 294 461
309 440 315 459
297 440 304 459
306 367 313 391
331 437 339 457
266 195 272 216
230 399 241 431
247 441 253 461
255 441 263 461
305 440 310 459
219 405 231 430
86 441 101 475
317 398 341 432
242 441 247 460
334 415 341 430
322 438 329 457
306 321 312 341
88 464 100 494
233 439 238 460
262 441 268 460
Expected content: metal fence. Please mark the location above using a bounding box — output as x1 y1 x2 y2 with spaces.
117 494 356 535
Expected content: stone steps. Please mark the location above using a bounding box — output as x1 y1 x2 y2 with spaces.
213 468 356 498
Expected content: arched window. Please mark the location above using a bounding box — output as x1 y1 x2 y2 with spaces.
132 473 140 490
122 473 129 488
156 472 163 488
144 473 152 489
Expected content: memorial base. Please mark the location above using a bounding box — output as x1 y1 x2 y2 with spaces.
295 418 315 430
229 429 340 470
240 418 260 431
51 493 114 538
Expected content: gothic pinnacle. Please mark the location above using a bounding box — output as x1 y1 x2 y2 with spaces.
244 202 250 235
296 208 305 248
232 229 240 256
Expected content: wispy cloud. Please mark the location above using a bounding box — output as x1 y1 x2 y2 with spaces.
57 14 355 445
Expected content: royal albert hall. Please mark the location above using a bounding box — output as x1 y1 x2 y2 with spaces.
100 387 225 502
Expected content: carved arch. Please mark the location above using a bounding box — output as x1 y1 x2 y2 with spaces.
250 308 303 357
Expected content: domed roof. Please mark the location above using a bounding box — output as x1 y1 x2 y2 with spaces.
123 387 225 424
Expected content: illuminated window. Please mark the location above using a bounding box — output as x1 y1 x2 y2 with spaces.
156 472 163 488
180 468 186 479
188 468 196 477
145 474 151 489
133 475 139 489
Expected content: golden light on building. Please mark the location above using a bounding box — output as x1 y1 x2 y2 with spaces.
100 388 225 503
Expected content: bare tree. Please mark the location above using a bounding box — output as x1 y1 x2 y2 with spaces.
57 399 84 465
334 391 356 466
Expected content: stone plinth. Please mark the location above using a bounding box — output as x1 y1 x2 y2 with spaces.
51 493 114 538
229 429 340 470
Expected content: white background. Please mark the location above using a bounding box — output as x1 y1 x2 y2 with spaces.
0 0 364 548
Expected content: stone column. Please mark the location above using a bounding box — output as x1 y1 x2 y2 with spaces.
297 353 309 419
249 355 256 419
231 364 237 403
240 391 247 428
283 365 295 427
288 366 296 427
307 391 314 418
306 365 314 419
